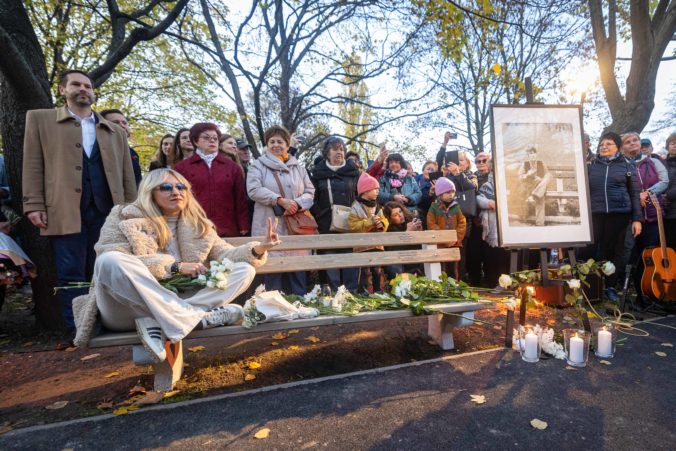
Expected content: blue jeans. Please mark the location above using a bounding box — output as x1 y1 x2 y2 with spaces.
51 205 108 333
264 272 307 296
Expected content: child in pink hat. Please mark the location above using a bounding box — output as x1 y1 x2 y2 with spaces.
348 173 389 292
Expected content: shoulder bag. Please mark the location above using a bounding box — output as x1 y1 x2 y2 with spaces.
456 173 477 217
271 170 318 235
327 178 352 233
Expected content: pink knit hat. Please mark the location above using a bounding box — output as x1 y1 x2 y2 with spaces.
435 177 456 195
357 173 380 195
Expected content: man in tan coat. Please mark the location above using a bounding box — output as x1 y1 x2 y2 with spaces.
22 69 137 342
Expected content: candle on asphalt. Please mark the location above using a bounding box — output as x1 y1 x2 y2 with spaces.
524 331 538 360
597 327 612 357
569 333 584 363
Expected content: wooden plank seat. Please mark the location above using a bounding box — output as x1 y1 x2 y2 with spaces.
88 230 494 391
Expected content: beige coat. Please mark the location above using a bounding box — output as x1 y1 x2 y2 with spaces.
246 152 314 256
73 203 268 347
22 106 138 235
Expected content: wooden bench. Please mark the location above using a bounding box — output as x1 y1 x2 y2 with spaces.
88 230 494 391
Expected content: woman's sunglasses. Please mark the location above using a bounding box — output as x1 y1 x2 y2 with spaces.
156 183 188 192
476 159 488 164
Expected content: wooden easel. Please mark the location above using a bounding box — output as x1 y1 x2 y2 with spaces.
503 78 590 349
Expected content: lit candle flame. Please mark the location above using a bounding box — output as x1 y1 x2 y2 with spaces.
526 286 535 295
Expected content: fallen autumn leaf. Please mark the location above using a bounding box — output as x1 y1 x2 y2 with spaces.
248 361 261 370
599 360 612 365
271 333 287 340
45 400 69 410
530 419 548 430
104 371 120 378
80 353 101 361
470 394 486 405
661 343 673 348
135 391 164 406
245 374 256 381
655 351 667 357
305 336 321 343
254 428 270 439
188 345 205 352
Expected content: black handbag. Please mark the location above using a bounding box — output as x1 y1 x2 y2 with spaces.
456 174 477 217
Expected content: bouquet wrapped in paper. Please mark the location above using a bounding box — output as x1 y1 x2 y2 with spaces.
243 289 319 328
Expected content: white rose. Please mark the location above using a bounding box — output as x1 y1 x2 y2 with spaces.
601 261 616 276
567 279 581 289
321 297 331 307
214 272 226 281
216 280 228 290
498 274 513 289
197 274 207 284
206 281 215 288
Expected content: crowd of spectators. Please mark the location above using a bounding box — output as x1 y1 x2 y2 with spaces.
6 68 676 349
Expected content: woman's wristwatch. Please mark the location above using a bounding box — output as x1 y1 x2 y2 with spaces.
171 262 181 274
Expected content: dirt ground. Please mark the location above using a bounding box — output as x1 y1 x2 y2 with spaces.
0 287 594 431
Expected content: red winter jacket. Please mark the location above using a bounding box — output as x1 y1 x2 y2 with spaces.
175 153 249 237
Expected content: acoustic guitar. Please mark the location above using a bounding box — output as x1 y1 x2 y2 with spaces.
641 192 676 302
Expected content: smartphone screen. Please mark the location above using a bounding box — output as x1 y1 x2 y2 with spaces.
429 171 444 181
445 150 459 166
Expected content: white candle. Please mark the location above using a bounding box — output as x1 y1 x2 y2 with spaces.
569 334 584 363
597 328 612 357
524 331 538 360
518 338 526 352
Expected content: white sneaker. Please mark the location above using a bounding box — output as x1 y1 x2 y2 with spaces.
135 317 166 363
201 304 244 329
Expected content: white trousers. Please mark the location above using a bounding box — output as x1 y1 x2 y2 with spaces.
94 251 255 342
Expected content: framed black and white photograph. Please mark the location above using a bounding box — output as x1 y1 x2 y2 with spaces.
490 104 592 248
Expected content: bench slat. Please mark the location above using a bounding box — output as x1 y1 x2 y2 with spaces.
226 230 457 251
88 301 494 348
257 247 460 274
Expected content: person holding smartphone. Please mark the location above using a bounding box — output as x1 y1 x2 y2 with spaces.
377 153 422 211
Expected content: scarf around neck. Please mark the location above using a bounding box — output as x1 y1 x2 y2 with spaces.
196 149 218 168
385 169 408 188
358 196 377 208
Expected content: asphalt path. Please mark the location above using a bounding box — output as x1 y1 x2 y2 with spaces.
3 316 675 450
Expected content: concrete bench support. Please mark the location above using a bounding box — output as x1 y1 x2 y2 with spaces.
133 341 184 392
427 311 475 350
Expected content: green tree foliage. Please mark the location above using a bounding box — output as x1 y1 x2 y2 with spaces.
338 52 375 162
24 0 232 169
179 0 441 159
414 0 589 154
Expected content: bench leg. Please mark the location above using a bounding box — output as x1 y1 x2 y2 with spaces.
132 341 184 392
427 312 475 350
423 244 443 281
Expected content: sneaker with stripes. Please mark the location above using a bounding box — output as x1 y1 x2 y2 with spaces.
201 304 244 329
135 317 166 362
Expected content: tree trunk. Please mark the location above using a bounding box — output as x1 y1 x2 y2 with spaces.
0 0 61 329
589 0 676 134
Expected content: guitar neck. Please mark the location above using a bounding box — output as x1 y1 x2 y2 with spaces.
649 192 667 258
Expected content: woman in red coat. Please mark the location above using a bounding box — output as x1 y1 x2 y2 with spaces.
175 123 250 237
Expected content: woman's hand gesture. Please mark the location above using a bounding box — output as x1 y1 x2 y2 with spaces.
254 218 282 256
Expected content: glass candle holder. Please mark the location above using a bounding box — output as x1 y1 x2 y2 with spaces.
320 284 333 307
563 329 590 367
517 325 541 363
594 323 615 358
